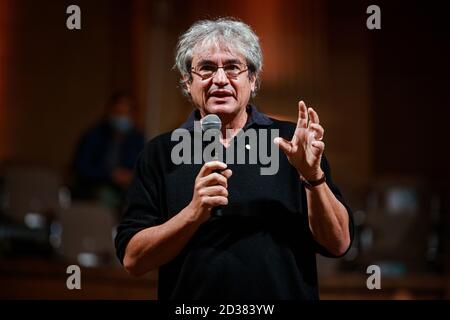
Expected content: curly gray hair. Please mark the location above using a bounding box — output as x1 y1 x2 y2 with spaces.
174 17 263 97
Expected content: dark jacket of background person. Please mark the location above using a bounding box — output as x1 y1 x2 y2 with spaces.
72 120 145 200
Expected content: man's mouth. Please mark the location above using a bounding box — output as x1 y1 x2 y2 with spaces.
208 90 234 99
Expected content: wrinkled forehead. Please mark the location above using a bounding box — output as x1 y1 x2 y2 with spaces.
191 39 246 65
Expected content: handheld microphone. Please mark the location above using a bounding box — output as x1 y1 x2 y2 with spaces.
201 114 221 132
201 114 223 217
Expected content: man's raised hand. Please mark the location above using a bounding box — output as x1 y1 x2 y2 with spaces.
274 100 325 181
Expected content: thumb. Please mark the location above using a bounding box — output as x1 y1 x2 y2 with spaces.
274 137 292 154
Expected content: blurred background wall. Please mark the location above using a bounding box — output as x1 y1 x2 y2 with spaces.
0 0 448 299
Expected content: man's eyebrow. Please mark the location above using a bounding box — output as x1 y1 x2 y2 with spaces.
197 59 215 65
197 58 243 65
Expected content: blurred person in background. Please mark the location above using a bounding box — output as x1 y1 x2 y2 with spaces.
71 92 145 213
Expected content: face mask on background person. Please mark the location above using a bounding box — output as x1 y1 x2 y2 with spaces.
110 116 132 133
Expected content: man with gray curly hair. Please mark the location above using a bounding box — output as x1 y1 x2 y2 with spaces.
115 17 353 300
174 18 263 98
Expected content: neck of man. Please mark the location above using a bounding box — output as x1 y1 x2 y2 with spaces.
218 107 248 148
199 106 248 148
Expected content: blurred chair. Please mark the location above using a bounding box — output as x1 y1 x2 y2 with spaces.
357 177 435 275
2 165 63 227
58 201 118 267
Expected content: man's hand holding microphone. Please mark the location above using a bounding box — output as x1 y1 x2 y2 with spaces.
187 161 232 223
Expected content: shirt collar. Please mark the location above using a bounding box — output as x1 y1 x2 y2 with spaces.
179 105 273 131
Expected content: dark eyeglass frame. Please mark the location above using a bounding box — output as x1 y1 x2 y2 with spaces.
190 63 249 80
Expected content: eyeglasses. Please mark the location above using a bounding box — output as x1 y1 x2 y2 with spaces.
191 63 249 80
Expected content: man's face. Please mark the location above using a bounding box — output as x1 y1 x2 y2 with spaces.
186 46 256 118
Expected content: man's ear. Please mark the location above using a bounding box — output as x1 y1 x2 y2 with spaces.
250 74 257 92
182 74 191 94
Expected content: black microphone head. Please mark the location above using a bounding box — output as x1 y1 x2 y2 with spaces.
201 114 221 131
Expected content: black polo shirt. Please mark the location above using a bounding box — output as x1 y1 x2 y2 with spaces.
115 105 354 300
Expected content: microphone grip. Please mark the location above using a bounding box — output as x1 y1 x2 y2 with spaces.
212 169 224 217
212 206 223 217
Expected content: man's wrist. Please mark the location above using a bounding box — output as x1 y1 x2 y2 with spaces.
298 168 323 181
299 170 326 189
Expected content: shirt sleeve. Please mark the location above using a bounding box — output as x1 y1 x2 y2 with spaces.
114 142 163 264
302 154 355 258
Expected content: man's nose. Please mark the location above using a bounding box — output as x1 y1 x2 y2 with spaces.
212 67 229 86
